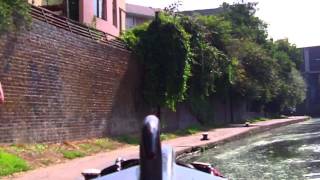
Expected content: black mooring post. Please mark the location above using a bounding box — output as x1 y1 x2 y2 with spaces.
140 115 162 180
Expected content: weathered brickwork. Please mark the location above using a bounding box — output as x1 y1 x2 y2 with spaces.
0 19 141 143
0 19 258 143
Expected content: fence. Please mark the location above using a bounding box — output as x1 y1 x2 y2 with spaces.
30 5 128 50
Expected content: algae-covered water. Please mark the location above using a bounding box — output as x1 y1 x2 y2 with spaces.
180 118 320 180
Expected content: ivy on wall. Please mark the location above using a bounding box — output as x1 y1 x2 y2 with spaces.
122 2 306 121
137 13 192 110
0 0 31 34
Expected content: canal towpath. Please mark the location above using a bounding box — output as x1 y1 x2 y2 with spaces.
7 116 309 180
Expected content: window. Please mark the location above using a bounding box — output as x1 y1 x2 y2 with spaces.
112 0 117 27
126 16 135 29
94 0 106 19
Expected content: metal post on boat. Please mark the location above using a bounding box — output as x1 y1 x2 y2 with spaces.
140 115 163 180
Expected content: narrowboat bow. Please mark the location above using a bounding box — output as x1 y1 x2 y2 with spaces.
82 115 226 180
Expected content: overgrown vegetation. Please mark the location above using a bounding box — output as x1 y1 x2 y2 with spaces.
115 135 140 145
160 124 205 141
61 150 85 159
0 138 124 176
0 150 29 176
134 13 192 111
0 0 31 33
247 117 269 123
122 2 306 122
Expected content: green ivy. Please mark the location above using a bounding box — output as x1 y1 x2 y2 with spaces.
0 0 31 34
123 13 192 111
122 2 306 118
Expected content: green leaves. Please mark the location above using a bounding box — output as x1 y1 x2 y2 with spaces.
0 150 29 176
264 40 306 113
0 0 31 34
121 2 306 117
214 3 306 114
222 2 268 45
123 13 192 110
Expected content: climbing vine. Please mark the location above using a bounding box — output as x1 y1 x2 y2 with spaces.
122 2 306 120
123 13 192 110
0 0 31 34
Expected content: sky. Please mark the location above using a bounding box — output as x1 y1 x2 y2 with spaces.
126 0 320 48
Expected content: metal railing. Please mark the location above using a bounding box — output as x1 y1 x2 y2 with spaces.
30 5 128 50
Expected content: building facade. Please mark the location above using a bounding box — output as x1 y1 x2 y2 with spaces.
124 5 222 29
301 46 320 115
181 7 223 16
125 3 156 29
28 0 125 37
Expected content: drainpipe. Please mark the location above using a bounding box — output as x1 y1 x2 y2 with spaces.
65 0 70 18
119 8 122 35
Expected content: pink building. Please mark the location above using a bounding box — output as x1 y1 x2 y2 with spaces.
28 0 126 37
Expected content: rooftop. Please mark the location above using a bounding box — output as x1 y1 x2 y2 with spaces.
126 3 157 18
125 4 223 19
181 7 224 16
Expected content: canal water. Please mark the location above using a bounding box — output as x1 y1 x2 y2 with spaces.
180 118 320 180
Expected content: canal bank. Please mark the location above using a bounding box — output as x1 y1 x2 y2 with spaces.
168 116 310 156
180 117 320 179
8 116 309 180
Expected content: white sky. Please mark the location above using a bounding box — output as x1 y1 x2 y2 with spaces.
126 0 320 48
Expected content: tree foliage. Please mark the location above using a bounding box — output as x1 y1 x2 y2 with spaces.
221 2 268 45
123 13 192 110
179 16 229 100
0 0 31 34
230 41 280 104
216 2 306 114
273 39 303 69
179 16 231 122
122 2 306 118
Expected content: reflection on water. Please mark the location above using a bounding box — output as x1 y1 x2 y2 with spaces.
180 118 320 180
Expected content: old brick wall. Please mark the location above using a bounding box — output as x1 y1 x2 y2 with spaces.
0 18 258 143
0 19 143 143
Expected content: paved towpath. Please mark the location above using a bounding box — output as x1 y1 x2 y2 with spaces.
6 116 309 180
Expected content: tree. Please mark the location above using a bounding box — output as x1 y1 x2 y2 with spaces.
129 13 192 111
229 40 281 109
196 15 232 53
122 2 306 119
221 2 268 45
265 40 306 113
180 16 229 100
0 0 30 34
218 3 306 114
179 16 231 122
274 39 303 69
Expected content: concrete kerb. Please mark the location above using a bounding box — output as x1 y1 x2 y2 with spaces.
174 116 310 157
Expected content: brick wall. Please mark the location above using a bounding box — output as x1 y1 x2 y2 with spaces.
0 18 256 143
0 19 143 143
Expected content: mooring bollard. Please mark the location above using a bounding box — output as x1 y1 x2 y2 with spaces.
81 169 101 180
201 132 209 141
